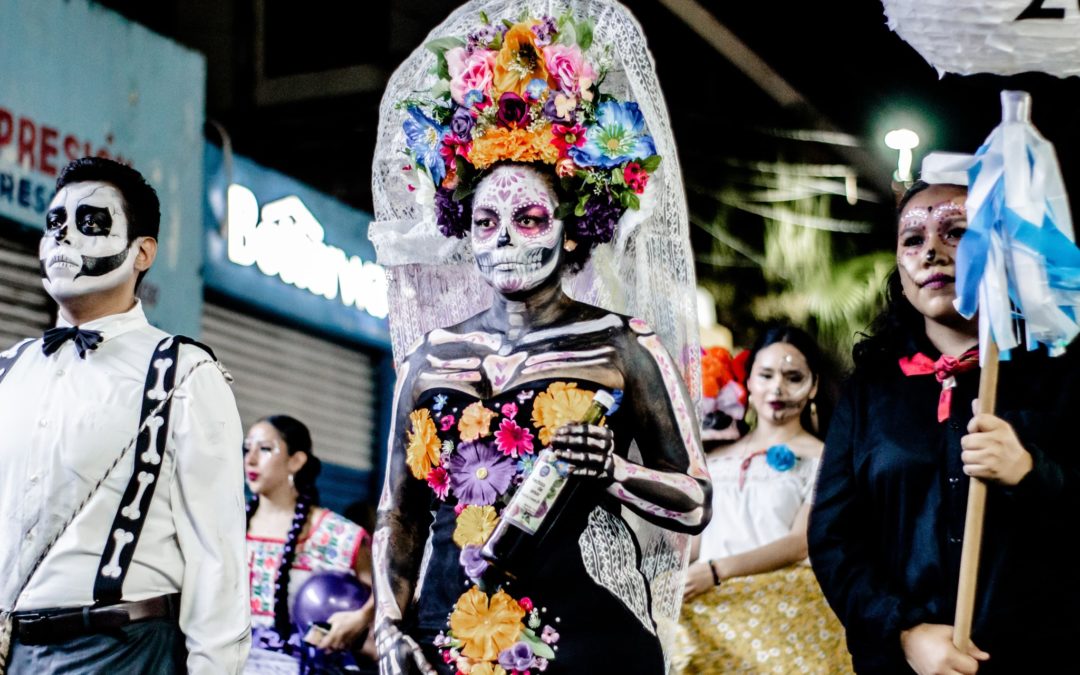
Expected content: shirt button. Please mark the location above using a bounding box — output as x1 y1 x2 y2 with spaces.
949 536 962 544
948 476 960 486
38 419 48 428
56 369 65 377
26 528 35 541
29 474 39 485
949 421 960 431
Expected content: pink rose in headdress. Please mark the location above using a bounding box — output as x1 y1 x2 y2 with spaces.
543 44 596 96
447 47 496 106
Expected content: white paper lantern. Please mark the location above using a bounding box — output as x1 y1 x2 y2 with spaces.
883 0 1080 77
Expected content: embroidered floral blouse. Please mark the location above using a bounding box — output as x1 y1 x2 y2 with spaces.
247 507 367 628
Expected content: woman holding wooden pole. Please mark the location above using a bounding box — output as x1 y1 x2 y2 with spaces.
807 179 1080 674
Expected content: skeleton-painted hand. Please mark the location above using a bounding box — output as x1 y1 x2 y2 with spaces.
552 423 616 481
375 619 436 675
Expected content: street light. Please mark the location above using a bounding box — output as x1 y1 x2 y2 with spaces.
884 128 920 182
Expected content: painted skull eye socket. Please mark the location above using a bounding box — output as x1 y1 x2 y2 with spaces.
45 208 66 233
75 205 113 237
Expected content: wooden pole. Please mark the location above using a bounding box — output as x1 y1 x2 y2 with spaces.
953 339 1000 650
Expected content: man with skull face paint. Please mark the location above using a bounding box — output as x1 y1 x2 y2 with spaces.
0 158 250 674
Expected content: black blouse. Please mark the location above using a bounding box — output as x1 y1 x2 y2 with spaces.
808 340 1080 673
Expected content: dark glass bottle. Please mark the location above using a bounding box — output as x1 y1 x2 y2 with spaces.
480 389 615 578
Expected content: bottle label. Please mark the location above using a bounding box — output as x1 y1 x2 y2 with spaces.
502 451 566 535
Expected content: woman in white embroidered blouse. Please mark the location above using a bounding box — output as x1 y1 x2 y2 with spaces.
243 415 375 673
675 326 852 673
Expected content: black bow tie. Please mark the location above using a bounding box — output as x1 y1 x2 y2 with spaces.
42 326 104 359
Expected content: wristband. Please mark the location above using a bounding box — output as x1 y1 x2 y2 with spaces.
708 559 722 586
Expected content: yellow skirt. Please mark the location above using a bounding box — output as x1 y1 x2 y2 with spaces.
672 566 853 674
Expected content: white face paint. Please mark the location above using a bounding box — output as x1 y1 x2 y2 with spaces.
471 165 563 295
40 181 138 302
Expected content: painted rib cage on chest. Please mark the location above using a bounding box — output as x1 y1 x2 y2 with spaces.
418 316 625 397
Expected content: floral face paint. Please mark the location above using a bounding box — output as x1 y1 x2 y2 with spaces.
471 165 563 295
39 181 139 302
747 343 816 426
896 184 969 324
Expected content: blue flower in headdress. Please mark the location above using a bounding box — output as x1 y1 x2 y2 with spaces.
403 106 447 185
765 445 797 472
569 101 656 169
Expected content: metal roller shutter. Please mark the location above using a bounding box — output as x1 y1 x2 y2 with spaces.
201 301 376 476
0 232 53 350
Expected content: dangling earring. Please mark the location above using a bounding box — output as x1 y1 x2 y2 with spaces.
744 405 757 430
810 400 819 435
563 239 578 252
288 473 295 487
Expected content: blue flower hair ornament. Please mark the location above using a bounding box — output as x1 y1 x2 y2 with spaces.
765 445 798 473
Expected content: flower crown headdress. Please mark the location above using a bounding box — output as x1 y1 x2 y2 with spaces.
398 10 662 250
701 346 749 440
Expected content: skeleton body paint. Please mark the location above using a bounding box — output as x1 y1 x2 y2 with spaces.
40 182 140 301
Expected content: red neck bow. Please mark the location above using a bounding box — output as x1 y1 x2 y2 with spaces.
898 348 980 422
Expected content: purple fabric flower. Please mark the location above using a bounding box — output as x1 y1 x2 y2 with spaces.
450 106 475 138
496 92 528 128
448 440 515 505
572 191 621 243
434 187 470 238
498 642 535 671
459 544 490 582
531 16 558 46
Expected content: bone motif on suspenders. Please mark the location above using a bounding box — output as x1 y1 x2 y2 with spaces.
101 529 135 579
146 358 174 401
120 472 155 520
140 415 165 465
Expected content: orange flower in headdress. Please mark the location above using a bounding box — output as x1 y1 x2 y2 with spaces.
493 22 552 96
469 126 560 170
701 346 748 412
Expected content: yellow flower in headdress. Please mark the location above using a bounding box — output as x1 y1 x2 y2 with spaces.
458 402 498 441
493 21 552 96
405 408 441 479
450 586 525 661
468 126 560 170
452 504 499 547
532 382 596 445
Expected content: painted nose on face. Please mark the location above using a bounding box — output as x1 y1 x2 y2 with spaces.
52 224 69 243
496 225 511 248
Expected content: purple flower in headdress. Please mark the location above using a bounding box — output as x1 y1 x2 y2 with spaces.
434 187 470 238
498 642 536 671
450 106 475 138
466 23 504 53
448 440 515 505
459 544 490 582
496 92 529 128
531 16 558 46
572 191 621 243
542 92 575 124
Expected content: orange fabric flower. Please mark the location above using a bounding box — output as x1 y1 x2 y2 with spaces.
493 21 551 97
701 347 736 399
405 408 441 479
532 382 596 445
452 505 499 547
470 664 507 675
468 126 559 170
450 586 525 661
458 402 498 441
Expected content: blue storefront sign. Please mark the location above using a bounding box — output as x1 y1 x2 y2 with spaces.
0 0 206 336
203 143 391 349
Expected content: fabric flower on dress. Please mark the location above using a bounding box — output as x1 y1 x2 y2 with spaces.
406 408 441 479
440 414 457 432
532 382 596 445
459 402 499 441
766 444 798 472
569 101 656 169
450 587 526 661
460 544 491 583
501 402 518 419
469 663 507 675
498 642 535 671
453 505 500 547
427 466 451 500
449 440 515 505
494 418 535 458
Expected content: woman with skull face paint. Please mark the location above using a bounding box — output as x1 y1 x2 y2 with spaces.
808 180 1080 674
370 5 711 674
676 328 853 673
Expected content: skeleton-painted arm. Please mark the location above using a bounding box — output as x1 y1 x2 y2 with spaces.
553 321 711 534
373 353 437 675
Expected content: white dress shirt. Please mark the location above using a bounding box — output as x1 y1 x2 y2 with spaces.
0 301 251 674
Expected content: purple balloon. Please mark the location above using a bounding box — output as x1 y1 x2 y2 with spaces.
291 571 371 628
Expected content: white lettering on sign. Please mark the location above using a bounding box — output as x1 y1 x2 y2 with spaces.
226 184 389 319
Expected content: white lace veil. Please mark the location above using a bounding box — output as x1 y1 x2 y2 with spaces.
369 0 700 666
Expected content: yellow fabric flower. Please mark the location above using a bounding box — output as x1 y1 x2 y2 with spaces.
468 127 559 170
458 402 498 441
450 586 525 661
453 505 499 548
405 408 441 479
470 664 507 675
493 21 551 96
532 381 596 445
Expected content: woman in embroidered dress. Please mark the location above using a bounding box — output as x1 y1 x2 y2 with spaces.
808 181 1080 674
676 328 852 673
243 415 376 674
370 6 712 675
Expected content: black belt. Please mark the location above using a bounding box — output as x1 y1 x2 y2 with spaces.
12 593 180 645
